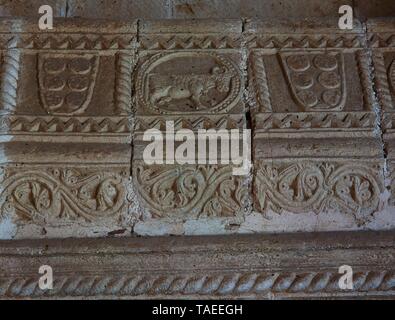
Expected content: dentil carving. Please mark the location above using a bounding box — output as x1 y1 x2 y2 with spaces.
255 162 382 222
136 52 242 114
133 164 247 218
38 53 99 115
280 52 346 111
0 168 127 223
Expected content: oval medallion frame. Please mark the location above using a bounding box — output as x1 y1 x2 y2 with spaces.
136 52 242 114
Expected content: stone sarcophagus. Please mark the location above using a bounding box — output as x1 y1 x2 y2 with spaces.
0 1 394 300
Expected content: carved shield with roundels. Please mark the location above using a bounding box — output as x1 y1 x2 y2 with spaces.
38 53 99 115
390 60 395 95
280 52 346 111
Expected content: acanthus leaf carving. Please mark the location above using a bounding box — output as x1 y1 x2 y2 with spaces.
133 164 247 219
254 162 382 223
0 168 127 223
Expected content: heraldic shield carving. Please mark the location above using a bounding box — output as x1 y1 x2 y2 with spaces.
38 53 99 115
136 52 242 114
280 51 346 111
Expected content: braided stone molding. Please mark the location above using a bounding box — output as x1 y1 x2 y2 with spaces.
372 52 394 111
356 50 376 110
0 231 393 299
1 270 395 298
0 48 21 114
249 52 272 112
115 52 135 115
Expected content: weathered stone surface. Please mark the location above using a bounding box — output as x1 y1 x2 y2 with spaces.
356 0 395 19
0 1 393 301
247 19 391 232
0 231 394 299
1 17 395 237
132 20 249 235
370 19 395 207
0 0 67 17
0 19 136 239
7 0 394 20
67 0 172 19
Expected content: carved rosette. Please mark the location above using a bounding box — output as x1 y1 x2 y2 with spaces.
0 167 128 223
133 163 248 219
38 53 99 115
136 52 242 114
254 161 383 222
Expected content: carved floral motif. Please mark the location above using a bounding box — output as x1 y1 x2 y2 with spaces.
136 52 242 114
280 52 346 111
133 164 247 218
254 162 382 222
38 53 99 115
0 168 127 223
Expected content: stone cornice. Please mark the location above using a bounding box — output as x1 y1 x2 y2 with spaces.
0 231 394 299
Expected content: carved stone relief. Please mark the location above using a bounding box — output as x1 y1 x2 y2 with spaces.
132 19 249 229
133 163 247 219
370 19 395 206
136 52 242 114
248 20 388 228
0 18 395 238
38 53 99 115
0 8 393 300
254 161 383 224
279 52 346 111
0 20 136 238
0 166 128 223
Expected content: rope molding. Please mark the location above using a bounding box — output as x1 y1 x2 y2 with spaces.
0 232 394 299
1 270 394 299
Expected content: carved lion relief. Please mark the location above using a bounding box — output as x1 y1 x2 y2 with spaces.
136 52 242 114
280 52 346 111
254 162 382 223
133 163 247 219
38 53 99 115
0 167 127 223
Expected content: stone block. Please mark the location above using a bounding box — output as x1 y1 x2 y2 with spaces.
132 20 249 235
0 0 66 17
370 19 395 206
247 19 389 232
67 0 171 19
0 19 136 239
